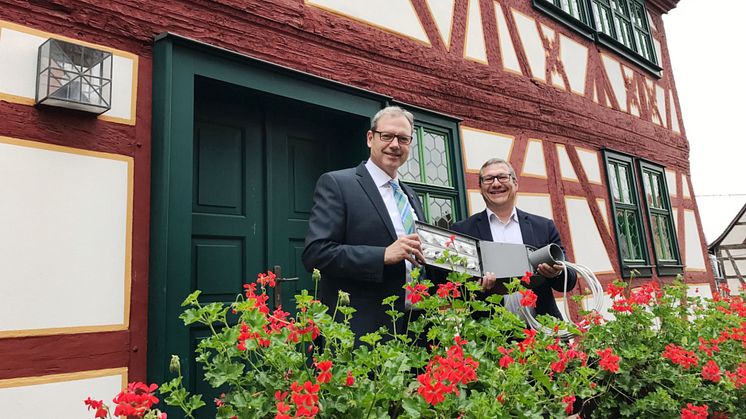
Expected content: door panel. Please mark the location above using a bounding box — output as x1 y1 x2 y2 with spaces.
181 80 367 418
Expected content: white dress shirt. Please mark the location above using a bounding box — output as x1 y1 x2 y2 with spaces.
364 159 418 237
486 206 523 244
486 206 534 318
365 160 419 309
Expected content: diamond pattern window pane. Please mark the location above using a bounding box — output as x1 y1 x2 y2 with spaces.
423 131 450 187
617 208 644 262
618 164 632 204
652 215 674 261
429 197 454 229
398 134 421 182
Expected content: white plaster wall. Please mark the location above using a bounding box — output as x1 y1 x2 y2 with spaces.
576 148 601 184
494 1 520 73
0 371 123 419
665 169 678 197
560 34 588 95
306 0 430 43
687 283 713 300
0 138 131 333
565 197 614 273
468 189 486 215
522 139 546 177
0 26 43 100
682 175 691 198
721 225 746 246
0 24 136 123
601 55 626 111
555 144 578 181
683 209 706 271
461 127 513 171
540 24 564 89
425 0 456 48
516 193 553 220
464 0 487 62
512 10 546 82
726 278 743 295
622 67 639 116
655 84 667 127
669 90 681 133
596 198 610 234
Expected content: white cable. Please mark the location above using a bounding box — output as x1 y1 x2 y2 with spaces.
518 261 605 339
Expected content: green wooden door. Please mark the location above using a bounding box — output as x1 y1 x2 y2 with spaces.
187 81 366 417
265 102 363 309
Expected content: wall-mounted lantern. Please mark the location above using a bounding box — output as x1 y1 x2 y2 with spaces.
36 38 112 114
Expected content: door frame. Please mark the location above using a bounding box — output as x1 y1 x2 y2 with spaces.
149 33 389 386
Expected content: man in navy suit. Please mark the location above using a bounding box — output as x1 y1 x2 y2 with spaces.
302 106 426 338
452 158 577 320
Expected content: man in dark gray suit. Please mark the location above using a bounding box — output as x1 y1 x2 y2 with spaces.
451 158 577 320
302 106 426 337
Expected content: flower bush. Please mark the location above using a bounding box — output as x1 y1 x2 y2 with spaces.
84 382 166 418
576 280 746 417
85 258 746 418
158 265 605 418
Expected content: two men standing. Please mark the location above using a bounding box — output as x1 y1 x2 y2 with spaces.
302 106 576 337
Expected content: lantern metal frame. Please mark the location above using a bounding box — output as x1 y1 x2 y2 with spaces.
35 38 113 114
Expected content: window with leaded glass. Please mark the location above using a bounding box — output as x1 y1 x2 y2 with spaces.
605 153 650 276
639 161 682 275
604 151 682 277
397 111 465 230
533 0 660 76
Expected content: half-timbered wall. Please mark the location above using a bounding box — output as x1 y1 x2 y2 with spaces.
0 1 712 416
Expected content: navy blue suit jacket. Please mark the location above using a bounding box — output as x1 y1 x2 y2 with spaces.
302 162 426 337
451 208 577 320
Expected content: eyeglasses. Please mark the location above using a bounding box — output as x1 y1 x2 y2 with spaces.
373 130 413 145
480 174 514 185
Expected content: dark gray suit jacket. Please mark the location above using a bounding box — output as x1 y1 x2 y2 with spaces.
451 208 577 320
302 161 426 337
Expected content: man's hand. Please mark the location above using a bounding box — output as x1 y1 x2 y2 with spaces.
384 234 423 266
537 263 564 278
480 271 497 292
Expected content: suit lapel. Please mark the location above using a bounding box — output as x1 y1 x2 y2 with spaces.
477 210 493 241
517 208 536 247
355 162 398 241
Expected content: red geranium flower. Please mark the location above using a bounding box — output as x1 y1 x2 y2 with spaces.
519 289 538 308
596 348 620 373
562 395 576 414
345 371 355 387
406 283 430 304
681 403 708 419
701 360 721 383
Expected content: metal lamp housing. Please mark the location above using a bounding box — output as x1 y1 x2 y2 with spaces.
36 38 112 114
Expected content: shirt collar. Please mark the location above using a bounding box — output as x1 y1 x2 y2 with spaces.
365 159 397 187
486 206 518 225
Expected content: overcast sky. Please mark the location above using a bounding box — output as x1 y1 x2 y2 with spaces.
663 1 746 244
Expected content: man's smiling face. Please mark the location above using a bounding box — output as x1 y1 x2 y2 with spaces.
479 163 518 213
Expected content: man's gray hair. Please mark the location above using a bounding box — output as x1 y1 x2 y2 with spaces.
479 158 517 183
371 106 414 133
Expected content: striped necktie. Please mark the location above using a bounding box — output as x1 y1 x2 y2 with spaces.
389 180 415 235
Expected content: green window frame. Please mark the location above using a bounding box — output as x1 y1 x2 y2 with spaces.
603 151 682 277
639 161 683 275
396 107 466 230
533 0 660 76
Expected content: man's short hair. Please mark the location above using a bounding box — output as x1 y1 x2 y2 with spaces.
479 158 517 184
371 106 414 133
